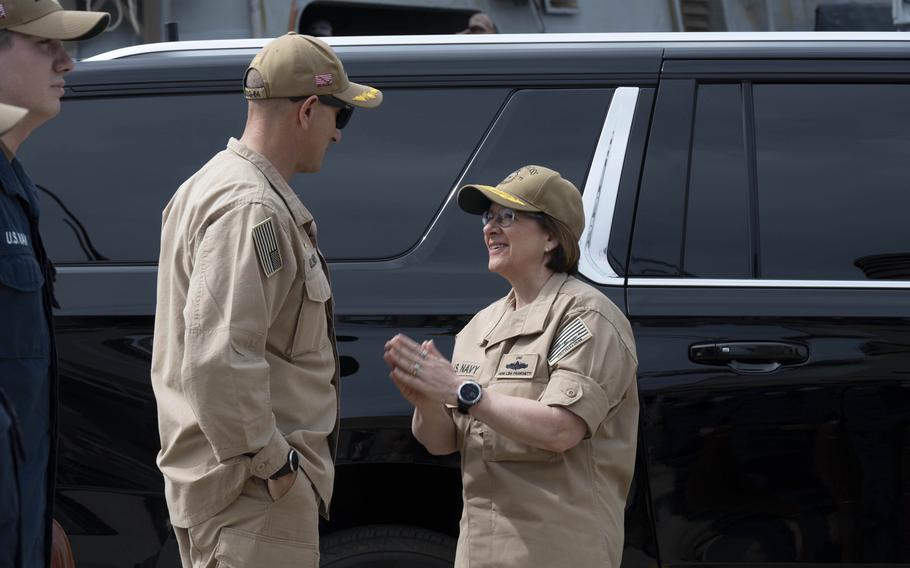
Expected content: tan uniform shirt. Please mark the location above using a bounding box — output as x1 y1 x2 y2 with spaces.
451 272 639 568
151 138 340 528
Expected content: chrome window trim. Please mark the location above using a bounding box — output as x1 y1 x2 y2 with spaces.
590 276 625 288
578 87 639 286
628 277 910 289
86 32 910 61
54 271 910 290
56 266 158 274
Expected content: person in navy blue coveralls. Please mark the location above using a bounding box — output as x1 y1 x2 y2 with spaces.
0 3 108 567
0 102 28 568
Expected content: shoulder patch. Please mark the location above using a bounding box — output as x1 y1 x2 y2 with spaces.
547 317 593 366
252 217 283 278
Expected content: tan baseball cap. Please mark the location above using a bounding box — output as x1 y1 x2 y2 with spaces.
244 32 382 109
0 102 26 136
0 0 109 40
458 165 585 241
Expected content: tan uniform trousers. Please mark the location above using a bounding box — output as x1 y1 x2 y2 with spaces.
174 473 319 568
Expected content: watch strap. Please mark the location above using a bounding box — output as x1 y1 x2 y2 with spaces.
269 449 298 480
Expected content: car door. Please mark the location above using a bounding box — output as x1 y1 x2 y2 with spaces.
626 59 910 565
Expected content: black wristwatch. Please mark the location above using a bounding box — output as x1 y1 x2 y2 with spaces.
269 449 299 480
456 380 483 414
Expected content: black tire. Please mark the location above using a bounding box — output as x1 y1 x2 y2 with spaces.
320 524 456 568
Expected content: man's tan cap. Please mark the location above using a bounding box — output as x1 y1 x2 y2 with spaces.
0 103 26 136
244 32 382 109
458 165 585 240
0 0 109 40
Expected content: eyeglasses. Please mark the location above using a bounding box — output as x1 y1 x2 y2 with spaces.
481 207 542 228
288 95 354 129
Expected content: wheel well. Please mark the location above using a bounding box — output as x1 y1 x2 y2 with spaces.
321 462 462 538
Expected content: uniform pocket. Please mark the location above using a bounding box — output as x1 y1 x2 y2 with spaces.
482 373 559 463
0 253 44 291
290 261 331 357
267 470 320 544
214 527 319 568
268 469 302 505
0 254 48 357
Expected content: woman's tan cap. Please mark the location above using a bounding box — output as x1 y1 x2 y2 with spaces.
0 0 109 40
244 32 382 109
0 103 27 136
458 165 585 240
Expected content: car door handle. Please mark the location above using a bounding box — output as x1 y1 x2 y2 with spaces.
689 341 809 373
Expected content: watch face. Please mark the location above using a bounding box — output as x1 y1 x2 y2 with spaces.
460 382 481 403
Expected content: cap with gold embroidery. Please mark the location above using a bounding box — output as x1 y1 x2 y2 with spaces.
244 32 382 109
0 103 26 136
458 165 585 241
0 0 109 41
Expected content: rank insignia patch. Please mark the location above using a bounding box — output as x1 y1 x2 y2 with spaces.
547 317 593 366
252 217 282 278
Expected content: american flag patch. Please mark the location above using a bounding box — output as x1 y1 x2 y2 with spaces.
252 217 283 278
0 4 7 19
547 317 593 366
314 73 333 87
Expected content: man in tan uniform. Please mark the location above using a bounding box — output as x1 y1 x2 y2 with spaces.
151 33 381 568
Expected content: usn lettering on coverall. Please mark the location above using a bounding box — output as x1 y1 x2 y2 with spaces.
4 231 27 246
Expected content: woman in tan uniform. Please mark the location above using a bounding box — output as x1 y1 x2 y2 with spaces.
383 165 639 568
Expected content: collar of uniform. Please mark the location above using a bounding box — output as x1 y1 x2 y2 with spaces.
0 153 25 199
226 137 313 226
480 272 570 348
1 139 13 162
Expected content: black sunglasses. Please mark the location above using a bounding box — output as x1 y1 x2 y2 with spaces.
288 94 354 129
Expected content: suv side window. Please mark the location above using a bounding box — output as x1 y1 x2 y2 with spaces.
462 88 613 188
304 88 508 260
754 83 910 280
631 80 752 278
27 88 508 264
430 88 615 278
633 81 910 282
684 83 751 279
30 93 245 265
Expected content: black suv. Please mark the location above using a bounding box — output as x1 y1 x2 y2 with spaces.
21 33 910 567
